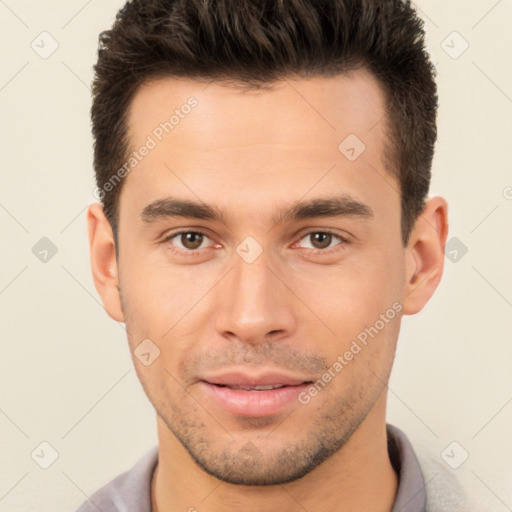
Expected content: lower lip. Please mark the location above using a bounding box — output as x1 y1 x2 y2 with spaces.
199 381 311 417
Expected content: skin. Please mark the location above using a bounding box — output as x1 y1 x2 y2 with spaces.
88 69 448 512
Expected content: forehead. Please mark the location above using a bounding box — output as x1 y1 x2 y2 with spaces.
120 70 397 226
127 69 387 150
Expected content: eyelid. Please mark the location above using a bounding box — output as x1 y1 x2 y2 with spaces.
161 228 218 252
293 229 350 252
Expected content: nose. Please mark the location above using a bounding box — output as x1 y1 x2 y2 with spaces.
213 248 297 345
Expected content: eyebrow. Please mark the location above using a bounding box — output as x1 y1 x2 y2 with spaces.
141 198 227 224
277 195 373 223
140 194 374 225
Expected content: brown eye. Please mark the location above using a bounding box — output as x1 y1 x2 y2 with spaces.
297 231 346 251
179 232 205 250
309 232 332 249
163 231 211 251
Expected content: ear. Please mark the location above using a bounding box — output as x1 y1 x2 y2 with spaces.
402 196 449 315
87 202 125 322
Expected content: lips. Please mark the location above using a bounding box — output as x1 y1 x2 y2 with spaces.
217 384 287 391
201 371 312 389
198 371 314 417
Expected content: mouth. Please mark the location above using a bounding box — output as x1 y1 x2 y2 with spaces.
198 372 314 417
211 383 294 391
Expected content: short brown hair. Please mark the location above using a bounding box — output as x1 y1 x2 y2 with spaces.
91 0 437 247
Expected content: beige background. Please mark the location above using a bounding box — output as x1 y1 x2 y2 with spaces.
0 1 511 510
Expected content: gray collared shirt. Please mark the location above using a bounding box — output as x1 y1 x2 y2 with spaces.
74 423 427 512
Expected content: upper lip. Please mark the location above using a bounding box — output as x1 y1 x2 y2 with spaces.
201 371 314 387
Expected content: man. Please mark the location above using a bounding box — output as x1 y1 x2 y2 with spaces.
77 0 472 510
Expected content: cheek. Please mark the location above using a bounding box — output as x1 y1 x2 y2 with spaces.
121 248 189 311
119 253 216 353
290 249 403 340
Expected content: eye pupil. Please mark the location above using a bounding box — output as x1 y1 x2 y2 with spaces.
311 232 332 249
181 232 203 249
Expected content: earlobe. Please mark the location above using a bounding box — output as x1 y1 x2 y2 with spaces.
87 203 125 322
402 197 449 315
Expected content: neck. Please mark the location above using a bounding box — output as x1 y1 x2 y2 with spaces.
151 397 397 512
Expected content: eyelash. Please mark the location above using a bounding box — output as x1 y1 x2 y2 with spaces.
161 229 213 258
161 229 349 257
294 230 349 254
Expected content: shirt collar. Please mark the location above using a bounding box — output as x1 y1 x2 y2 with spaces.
388 423 427 512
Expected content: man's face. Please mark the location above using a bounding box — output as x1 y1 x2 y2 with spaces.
116 70 407 484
